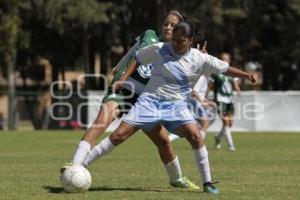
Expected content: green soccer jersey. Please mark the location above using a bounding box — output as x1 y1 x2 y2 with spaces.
111 29 160 88
102 30 160 112
212 74 236 104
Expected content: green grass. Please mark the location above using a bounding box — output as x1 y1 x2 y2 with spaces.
0 131 300 200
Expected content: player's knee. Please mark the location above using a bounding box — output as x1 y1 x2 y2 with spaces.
110 130 128 146
202 120 209 130
156 137 171 150
190 133 204 149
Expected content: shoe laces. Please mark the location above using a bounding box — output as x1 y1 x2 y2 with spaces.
204 181 219 188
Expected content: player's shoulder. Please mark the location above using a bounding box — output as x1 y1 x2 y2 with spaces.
141 29 160 42
190 48 209 57
143 29 157 36
146 42 164 49
189 48 208 61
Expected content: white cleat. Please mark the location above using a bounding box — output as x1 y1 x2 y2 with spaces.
229 146 236 151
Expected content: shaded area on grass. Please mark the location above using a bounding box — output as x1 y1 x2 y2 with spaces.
42 185 201 194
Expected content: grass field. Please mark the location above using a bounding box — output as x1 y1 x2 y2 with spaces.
0 131 299 200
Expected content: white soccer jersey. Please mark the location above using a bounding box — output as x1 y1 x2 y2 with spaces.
193 75 208 100
136 42 229 101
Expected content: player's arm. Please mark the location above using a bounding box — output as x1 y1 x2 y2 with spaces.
195 40 208 54
111 30 159 90
192 91 204 102
112 60 138 91
202 54 257 84
112 43 162 91
225 67 257 84
205 78 217 108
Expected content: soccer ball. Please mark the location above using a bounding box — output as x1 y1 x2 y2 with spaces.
60 165 92 193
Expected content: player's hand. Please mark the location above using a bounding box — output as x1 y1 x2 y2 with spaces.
201 41 208 54
197 41 208 54
205 100 217 108
191 91 197 98
248 73 258 84
202 101 210 108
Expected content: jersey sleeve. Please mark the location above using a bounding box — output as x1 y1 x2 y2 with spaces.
113 40 139 72
136 42 163 65
202 54 229 76
193 76 203 92
111 30 159 82
137 29 160 49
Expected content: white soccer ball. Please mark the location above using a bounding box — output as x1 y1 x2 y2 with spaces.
60 165 92 193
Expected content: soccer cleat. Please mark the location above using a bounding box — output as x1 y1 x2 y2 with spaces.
203 182 219 194
60 163 74 174
229 146 236 151
170 177 200 189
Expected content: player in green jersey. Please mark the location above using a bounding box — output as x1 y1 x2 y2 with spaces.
62 11 200 189
210 52 241 151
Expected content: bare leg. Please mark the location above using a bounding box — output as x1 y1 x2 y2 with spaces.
83 101 120 146
175 123 204 149
198 117 209 139
109 122 138 146
144 125 198 187
174 123 212 185
222 114 235 150
144 125 175 164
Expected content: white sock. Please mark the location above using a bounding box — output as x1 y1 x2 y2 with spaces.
215 126 224 141
168 134 180 142
199 130 206 139
83 137 115 167
224 126 235 149
193 146 212 184
71 140 91 165
164 156 183 183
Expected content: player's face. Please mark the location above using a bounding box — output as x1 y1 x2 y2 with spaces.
161 14 180 42
221 53 231 64
172 31 193 54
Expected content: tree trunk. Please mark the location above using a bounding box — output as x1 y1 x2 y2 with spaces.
7 41 17 130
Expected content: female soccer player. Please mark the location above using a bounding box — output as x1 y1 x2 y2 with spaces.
211 52 241 151
63 11 199 189
83 21 257 194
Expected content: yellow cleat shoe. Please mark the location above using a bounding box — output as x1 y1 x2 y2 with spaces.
170 177 200 189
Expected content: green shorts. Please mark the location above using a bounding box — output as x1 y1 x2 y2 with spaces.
217 102 235 115
102 86 139 115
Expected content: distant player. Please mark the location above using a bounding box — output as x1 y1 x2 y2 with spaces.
210 52 241 151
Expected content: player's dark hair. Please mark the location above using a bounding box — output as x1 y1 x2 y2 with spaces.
173 21 198 38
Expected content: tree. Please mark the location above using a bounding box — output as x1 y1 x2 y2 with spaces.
0 0 27 129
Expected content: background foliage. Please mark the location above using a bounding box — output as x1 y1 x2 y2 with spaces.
1 0 300 90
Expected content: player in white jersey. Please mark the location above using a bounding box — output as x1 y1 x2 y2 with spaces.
62 11 200 189
83 21 257 194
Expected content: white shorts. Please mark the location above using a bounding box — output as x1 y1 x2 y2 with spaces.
186 97 208 119
123 94 196 132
